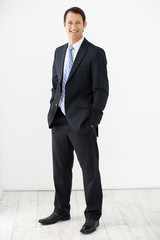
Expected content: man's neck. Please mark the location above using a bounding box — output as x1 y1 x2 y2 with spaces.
69 36 83 45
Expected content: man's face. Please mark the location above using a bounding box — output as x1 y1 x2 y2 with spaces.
64 12 87 42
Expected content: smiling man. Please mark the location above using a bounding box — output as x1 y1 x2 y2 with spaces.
38 7 109 234
66 11 87 44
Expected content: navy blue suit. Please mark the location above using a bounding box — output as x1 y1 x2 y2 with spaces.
48 38 109 220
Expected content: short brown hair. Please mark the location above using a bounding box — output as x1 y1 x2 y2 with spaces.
64 7 86 23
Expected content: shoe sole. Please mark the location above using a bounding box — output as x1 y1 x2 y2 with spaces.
61 216 71 221
39 216 70 225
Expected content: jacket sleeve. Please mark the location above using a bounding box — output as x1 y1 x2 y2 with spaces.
49 49 58 105
89 48 109 127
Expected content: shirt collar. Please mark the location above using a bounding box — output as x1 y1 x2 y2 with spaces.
68 36 84 50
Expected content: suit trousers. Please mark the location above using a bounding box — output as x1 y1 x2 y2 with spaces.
51 107 103 221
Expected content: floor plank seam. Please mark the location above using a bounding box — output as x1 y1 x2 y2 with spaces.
11 192 20 240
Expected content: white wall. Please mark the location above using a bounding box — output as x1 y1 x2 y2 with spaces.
0 0 160 190
0 156 3 199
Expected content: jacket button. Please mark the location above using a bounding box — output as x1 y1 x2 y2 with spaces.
55 103 57 106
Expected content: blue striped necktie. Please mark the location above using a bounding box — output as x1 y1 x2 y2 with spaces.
60 45 74 115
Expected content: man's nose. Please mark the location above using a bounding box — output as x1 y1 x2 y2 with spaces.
71 23 77 29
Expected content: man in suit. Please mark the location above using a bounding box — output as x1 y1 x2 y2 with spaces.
38 7 109 234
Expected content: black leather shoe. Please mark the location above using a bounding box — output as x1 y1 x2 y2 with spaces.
80 219 99 234
38 212 70 225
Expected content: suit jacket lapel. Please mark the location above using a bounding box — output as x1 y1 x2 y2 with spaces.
57 38 90 84
57 43 68 83
68 38 90 80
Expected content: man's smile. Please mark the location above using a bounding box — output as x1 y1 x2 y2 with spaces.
70 30 78 33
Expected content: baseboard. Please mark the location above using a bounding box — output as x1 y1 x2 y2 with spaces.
0 188 3 199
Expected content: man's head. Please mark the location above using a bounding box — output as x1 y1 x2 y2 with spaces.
63 7 87 44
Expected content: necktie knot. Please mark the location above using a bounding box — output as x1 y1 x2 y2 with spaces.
69 45 74 52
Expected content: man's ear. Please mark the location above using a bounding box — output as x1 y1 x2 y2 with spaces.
84 21 87 29
63 22 66 28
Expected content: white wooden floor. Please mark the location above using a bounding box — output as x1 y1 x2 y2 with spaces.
1 189 160 240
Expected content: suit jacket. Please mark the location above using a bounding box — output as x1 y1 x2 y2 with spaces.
47 38 109 136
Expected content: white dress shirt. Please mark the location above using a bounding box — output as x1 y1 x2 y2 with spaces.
59 37 84 107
